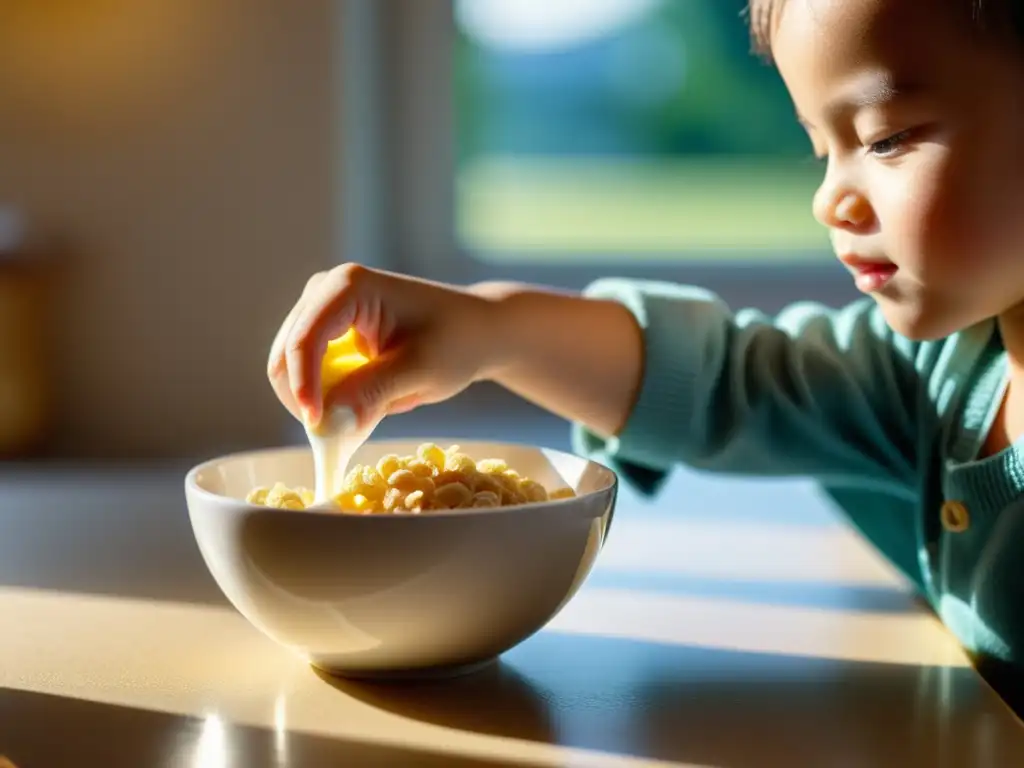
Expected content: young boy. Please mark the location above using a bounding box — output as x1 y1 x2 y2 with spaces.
267 0 1024 696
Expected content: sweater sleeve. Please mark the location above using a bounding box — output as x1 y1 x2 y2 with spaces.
571 278 925 498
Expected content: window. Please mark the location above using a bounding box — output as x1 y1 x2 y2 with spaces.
454 0 830 263
347 0 854 310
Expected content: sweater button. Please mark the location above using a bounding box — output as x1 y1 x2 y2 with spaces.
941 500 971 533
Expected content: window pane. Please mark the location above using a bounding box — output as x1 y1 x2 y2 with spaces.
454 0 830 262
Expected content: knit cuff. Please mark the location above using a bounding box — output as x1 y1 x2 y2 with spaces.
570 278 708 494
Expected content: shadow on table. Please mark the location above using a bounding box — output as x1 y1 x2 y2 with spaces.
585 569 921 615
320 631 1024 768
0 467 231 606
0 687 518 768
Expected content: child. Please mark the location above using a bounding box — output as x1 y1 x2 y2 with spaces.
267 0 1024 696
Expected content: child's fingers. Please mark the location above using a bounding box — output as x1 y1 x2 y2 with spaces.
284 264 370 422
267 272 327 377
267 273 327 420
386 393 424 415
351 288 384 359
269 365 302 422
323 346 428 429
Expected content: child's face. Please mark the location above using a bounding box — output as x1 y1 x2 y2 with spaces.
772 0 1024 340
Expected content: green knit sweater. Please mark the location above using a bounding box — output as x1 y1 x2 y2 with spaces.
572 278 1023 669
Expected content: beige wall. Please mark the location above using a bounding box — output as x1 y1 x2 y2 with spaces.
0 1 340 458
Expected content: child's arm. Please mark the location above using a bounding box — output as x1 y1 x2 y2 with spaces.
471 280 647 440
479 278 924 497
268 265 925 498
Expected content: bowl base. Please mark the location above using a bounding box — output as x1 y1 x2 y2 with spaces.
310 656 498 682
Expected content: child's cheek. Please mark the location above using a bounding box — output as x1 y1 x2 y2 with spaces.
918 132 1024 286
891 151 974 284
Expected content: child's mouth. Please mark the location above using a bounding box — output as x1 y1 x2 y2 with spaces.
839 255 898 293
853 264 898 293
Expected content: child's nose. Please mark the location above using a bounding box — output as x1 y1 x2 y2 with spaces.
835 193 873 227
814 186 874 231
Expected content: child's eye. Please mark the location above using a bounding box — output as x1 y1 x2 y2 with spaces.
868 130 912 158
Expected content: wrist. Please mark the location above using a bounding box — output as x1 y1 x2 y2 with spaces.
466 280 584 386
465 281 525 383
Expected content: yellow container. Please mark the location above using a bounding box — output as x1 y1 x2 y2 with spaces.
321 327 372 393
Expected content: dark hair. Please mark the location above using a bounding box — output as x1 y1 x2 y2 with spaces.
745 0 1024 59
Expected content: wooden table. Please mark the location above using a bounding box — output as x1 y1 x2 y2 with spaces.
1 460 1022 767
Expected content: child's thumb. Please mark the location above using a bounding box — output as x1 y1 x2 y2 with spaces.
323 347 426 427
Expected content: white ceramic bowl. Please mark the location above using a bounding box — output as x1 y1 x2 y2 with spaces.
184 439 617 679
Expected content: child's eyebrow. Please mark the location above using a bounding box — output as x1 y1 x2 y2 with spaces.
797 77 925 129
834 80 905 111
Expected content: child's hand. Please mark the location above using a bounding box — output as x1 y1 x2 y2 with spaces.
268 263 645 440
266 263 495 428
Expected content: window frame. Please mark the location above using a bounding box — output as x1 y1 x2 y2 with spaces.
348 0 860 312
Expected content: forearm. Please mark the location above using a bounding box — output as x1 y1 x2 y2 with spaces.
471 281 645 439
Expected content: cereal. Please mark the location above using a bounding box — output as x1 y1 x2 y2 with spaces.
445 452 477 474
496 472 521 494
418 443 447 472
350 493 381 514
246 487 269 505
473 473 504 495
519 479 549 503
476 458 508 475
248 482 314 510
376 453 401 481
406 459 434 478
383 487 406 512
500 487 526 506
472 490 500 508
387 469 420 493
247 442 576 514
434 481 473 509
434 469 467 488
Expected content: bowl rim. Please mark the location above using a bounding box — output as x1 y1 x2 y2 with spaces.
184 438 618 520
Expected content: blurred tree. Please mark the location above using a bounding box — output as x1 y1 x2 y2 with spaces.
454 0 813 160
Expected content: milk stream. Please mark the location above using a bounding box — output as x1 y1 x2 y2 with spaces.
304 406 380 507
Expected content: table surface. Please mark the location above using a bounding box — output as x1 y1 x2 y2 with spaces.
1 459 1023 768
